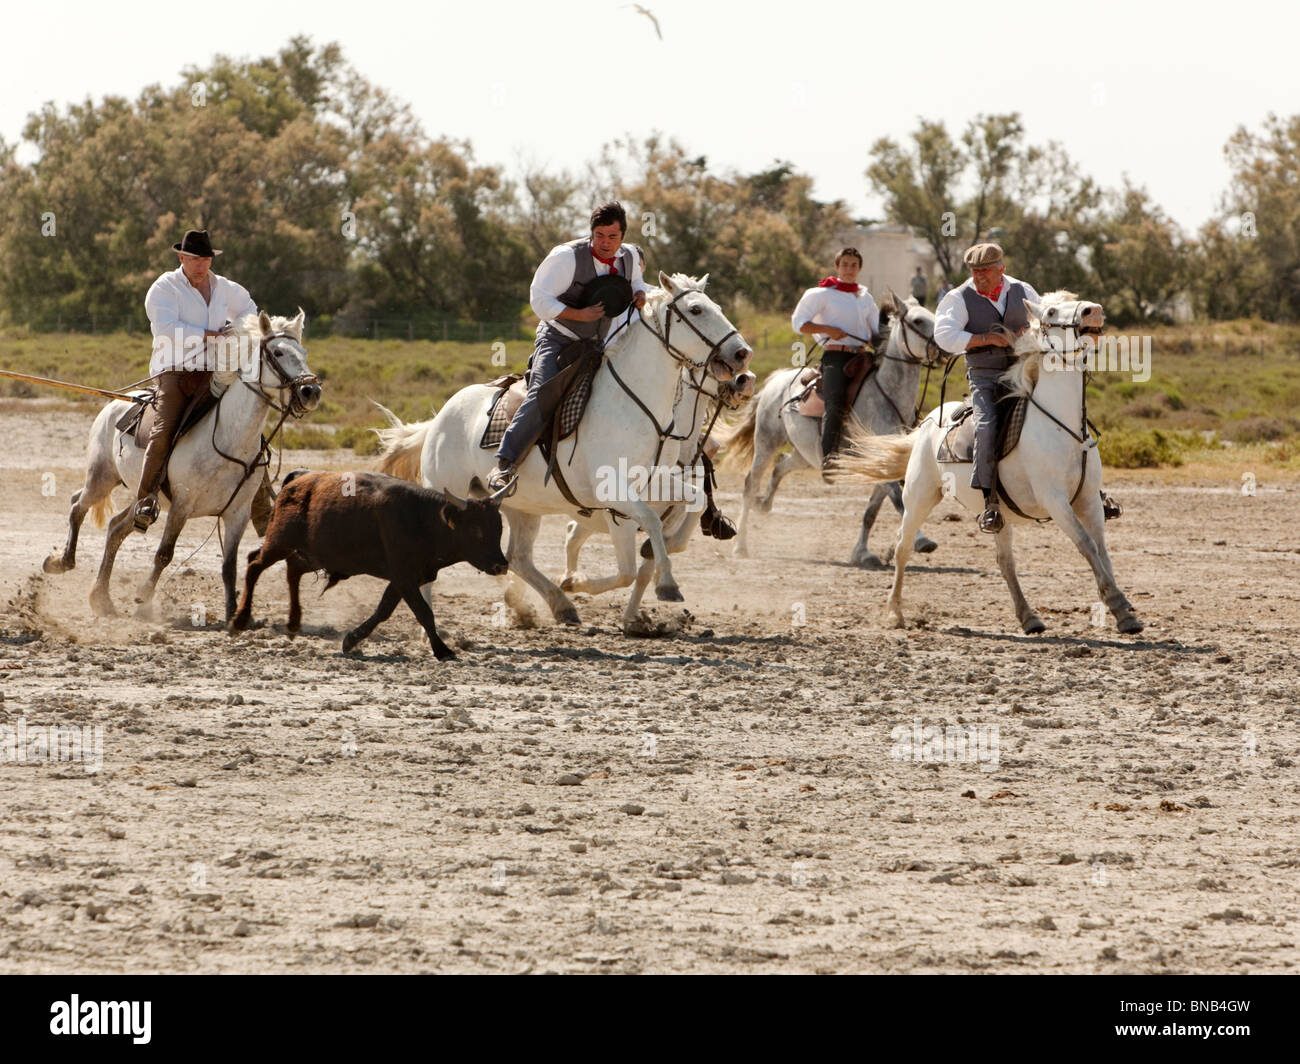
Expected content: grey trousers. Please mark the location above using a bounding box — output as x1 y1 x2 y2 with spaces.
496 326 570 466
967 366 1005 493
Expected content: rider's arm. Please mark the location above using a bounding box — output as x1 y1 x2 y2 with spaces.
222 280 258 335
861 292 880 343
793 288 842 341
145 275 207 372
529 246 603 324
933 287 984 354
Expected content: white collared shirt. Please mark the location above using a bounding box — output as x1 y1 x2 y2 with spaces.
790 284 880 348
145 266 258 374
933 275 1041 355
530 241 652 340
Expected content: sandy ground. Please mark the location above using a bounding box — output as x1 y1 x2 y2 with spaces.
1 401 1297 974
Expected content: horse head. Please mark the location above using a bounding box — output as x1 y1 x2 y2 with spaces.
1003 291 1105 395
646 273 753 382
882 289 944 367
241 308 322 416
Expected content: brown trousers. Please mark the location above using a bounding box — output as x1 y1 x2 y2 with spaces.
137 370 212 500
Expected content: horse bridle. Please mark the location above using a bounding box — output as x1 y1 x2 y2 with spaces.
246 333 320 418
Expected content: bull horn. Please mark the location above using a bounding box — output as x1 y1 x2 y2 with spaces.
442 490 470 511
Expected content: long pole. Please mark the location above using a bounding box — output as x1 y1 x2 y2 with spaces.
0 369 145 403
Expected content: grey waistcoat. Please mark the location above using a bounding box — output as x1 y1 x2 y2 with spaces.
553 237 636 341
962 283 1027 370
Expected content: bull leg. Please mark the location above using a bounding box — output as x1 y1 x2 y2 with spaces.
88 505 138 617
342 583 404 653
230 542 289 633
134 505 187 619
285 555 309 635
398 585 456 660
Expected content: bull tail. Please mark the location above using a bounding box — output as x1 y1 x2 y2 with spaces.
373 402 432 483
835 422 920 483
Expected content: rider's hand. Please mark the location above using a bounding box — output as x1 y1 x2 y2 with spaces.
982 329 1012 348
822 326 847 341
576 305 606 322
633 291 647 309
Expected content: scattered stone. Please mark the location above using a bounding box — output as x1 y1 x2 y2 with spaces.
619 803 645 816
556 773 584 786
177 776 198 788
1034 916 1058 931
232 919 251 937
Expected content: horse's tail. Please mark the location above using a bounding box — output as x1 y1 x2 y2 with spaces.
373 402 431 483
835 421 920 483
89 495 115 529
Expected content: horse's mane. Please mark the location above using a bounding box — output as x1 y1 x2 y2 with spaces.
1001 289 1077 397
604 274 709 355
230 310 306 342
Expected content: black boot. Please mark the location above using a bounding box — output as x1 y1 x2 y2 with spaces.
700 501 737 540
1101 491 1122 520
977 490 1003 534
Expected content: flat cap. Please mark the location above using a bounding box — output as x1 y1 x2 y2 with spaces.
963 242 1004 268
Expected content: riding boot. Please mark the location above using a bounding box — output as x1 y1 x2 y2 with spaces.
1101 491 1122 520
819 351 853 482
697 455 736 539
978 488 1004 534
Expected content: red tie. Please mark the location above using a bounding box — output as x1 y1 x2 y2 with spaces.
982 283 1003 303
593 250 618 276
818 276 859 293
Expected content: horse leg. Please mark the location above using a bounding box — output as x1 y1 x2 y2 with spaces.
88 506 139 617
622 500 679 601
220 514 252 623
762 450 810 511
134 506 187 619
342 583 404 653
902 479 939 555
622 505 696 629
559 520 593 590
504 510 580 625
44 450 121 574
230 541 289 632
1069 488 1143 634
734 410 786 558
885 466 943 629
398 584 457 660
1040 488 1142 634
993 524 1045 634
850 483 891 569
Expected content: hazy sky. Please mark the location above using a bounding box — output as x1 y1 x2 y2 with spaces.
4 0 1293 233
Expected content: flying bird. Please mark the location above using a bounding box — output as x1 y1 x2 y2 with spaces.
624 4 663 40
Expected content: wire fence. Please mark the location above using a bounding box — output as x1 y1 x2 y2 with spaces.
12 314 536 345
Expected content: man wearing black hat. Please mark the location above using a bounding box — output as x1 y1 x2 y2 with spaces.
488 201 649 494
136 229 257 530
933 242 1040 533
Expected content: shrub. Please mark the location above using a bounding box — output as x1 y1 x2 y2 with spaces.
1098 427 1184 468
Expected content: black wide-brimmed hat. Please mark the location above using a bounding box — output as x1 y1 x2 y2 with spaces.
172 229 222 257
579 274 634 317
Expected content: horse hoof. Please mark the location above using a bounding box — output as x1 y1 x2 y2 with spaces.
43 556 70 574
1117 614 1144 635
732 544 749 559
914 536 938 554
341 632 362 652
851 551 885 570
1022 615 1046 635
135 603 156 622
89 594 116 618
433 647 458 661
655 585 684 603
559 576 577 592
556 608 581 627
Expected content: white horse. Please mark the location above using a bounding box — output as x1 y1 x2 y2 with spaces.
837 291 1143 635
558 368 756 628
722 294 946 567
43 310 321 621
376 273 752 628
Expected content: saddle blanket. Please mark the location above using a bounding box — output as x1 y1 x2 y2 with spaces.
936 393 1029 463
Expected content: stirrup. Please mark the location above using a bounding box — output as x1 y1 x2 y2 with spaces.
1101 492 1122 520
487 467 518 498
133 495 159 532
700 506 737 540
977 506 1004 534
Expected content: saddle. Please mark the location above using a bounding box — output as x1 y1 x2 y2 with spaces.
479 338 602 456
935 391 1030 464
115 383 221 448
794 351 877 419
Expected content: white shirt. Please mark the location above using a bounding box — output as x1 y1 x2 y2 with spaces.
933 275 1041 355
145 267 258 374
790 284 880 348
530 242 651 340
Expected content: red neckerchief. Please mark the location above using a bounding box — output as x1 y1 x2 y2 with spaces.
592 249 619 275
979 283 1004 303
818 277 859 294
